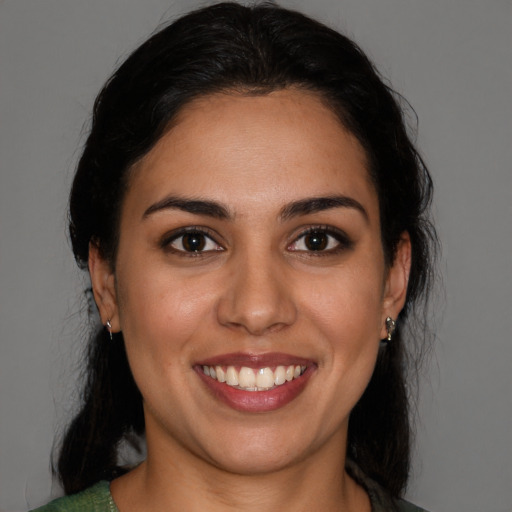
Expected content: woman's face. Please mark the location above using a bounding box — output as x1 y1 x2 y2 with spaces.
91 89 410 475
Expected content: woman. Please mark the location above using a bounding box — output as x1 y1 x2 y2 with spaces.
34 2 436 511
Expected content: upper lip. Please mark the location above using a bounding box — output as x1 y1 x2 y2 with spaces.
196 352 314 368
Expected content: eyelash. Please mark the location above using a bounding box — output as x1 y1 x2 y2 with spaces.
288 225 353 256
160 227 224 256
160 224 352 258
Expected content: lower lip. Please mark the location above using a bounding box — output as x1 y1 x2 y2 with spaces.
195 366 315 413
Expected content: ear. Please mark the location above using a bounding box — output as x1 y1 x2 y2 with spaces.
380 232 411 339
88 241 120 332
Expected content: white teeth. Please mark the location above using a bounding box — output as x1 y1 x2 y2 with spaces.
238 367 256 388
216 366 226 383
202 364 306 391
226 366 239 386
256 367 274 389
274 365 286 385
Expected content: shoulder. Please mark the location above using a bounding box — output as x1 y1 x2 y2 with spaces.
345 459 430 512
396 499 430 512
30 481 117 512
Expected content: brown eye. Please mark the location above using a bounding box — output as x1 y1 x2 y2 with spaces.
304 232 328 251
288 227 352 254
165 229 223 254
181 232 206 252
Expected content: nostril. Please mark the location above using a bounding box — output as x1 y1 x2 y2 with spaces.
216 274 297 335
220 317 290 337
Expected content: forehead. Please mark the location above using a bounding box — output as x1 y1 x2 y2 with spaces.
128 89 377 220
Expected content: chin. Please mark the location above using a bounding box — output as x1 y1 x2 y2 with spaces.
195 421 321 475
209 444 300 476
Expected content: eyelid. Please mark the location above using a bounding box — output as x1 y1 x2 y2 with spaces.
160 226 225 254
287 225 353 253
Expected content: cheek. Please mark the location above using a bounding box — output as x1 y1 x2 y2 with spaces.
301 265 384 375
115 268 222 417
304 266 383 336
116 262 219 362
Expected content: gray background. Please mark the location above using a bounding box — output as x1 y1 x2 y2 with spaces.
1 1 511 511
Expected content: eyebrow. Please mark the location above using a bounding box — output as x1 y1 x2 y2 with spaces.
279 195 369 222
142 194 368 222
143 196 232 220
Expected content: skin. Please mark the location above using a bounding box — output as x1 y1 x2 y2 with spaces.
90 89 411 512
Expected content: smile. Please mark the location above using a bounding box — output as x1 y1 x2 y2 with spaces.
195 353 315 412
202 364 307 391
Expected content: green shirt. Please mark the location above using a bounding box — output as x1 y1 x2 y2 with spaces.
31 479 428 511
32 482 116 512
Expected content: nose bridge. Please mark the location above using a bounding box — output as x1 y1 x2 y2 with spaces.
216 246 297 335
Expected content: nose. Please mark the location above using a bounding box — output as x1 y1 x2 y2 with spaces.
216 253 297 336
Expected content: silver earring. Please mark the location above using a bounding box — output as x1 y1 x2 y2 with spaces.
106 319 113 341
385 316 396 342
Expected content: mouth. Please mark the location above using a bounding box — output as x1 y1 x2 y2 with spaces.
201 364 307 391
194 353 315 412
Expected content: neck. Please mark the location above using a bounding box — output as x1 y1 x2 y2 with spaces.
111 429 370 512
